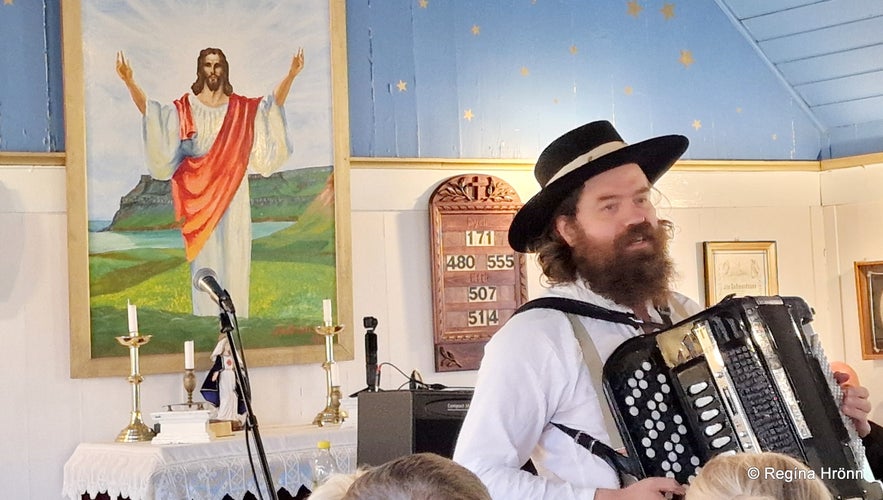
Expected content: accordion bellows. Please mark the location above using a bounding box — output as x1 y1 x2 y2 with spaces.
603 296 881 499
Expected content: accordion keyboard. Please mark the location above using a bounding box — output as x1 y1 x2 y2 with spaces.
719 342 802 457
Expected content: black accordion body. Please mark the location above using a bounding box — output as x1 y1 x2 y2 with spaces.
602 295 881 499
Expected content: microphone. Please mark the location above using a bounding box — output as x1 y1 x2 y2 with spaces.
364 316 379 391
193 268 235 313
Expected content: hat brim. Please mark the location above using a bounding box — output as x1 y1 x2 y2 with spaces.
508 134 688 253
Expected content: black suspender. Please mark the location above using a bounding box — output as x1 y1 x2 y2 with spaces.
514 297 642 328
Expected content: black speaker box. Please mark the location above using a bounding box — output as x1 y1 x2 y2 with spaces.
356 389 473 466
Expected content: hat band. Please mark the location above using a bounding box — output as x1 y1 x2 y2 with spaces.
544 140 628 187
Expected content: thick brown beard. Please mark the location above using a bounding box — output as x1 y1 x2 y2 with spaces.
206 76 221 92
570 221 674 307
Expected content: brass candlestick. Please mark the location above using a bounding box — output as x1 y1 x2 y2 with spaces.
115 332 156 442
313 324 348 426
183 368 197 406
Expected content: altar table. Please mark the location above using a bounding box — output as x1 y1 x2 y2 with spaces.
63 424 357 500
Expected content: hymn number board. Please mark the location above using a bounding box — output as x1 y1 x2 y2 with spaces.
429 175 527 372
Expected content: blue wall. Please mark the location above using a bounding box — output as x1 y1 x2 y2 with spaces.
0 0 63 151
1 0 831 160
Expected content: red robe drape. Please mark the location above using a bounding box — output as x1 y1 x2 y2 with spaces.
170 93 262 261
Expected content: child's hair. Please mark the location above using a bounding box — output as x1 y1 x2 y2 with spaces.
342 452 491 500
308 470 366 500
686 452 832 500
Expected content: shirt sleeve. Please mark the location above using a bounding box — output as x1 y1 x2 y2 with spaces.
453 312 600 500
142 99 184 180
863 420 883 480
248 94 294 176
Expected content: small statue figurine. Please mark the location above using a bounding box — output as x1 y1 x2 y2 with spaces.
200 335 245 429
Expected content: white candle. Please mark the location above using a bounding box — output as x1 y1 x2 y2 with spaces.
323 299 333 326
184 340 195 369
127 300 139 334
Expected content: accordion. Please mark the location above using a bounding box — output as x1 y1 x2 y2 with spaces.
602 295 881 499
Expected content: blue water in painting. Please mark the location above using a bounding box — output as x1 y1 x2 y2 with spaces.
88 220 293 254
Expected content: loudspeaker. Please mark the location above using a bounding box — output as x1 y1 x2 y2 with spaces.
357 389 473 466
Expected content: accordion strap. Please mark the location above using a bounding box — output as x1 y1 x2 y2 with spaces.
551 422 642 481
565 313 624 451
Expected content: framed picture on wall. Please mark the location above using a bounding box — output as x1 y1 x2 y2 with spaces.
703 241 778 307
62 0 353 378
853 261 883 360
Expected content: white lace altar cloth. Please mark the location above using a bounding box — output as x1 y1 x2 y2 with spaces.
63 424 356 500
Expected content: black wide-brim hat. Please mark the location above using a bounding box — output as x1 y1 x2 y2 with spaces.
509 120 689 253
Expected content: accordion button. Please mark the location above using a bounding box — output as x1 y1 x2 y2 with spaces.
705 423 723 436
711 436 731 449
700 409 719 421
688 382 708 395
694 395 714 408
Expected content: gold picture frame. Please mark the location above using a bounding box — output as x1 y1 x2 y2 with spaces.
702 241 778 307
853 261 883 360
63 0 353 378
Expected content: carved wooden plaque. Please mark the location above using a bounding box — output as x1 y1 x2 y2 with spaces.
429 174 527 372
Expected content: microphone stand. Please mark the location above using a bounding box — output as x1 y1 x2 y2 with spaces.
219 311 278 500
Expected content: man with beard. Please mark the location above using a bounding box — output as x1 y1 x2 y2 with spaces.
453 121 873 499
115 47 304 317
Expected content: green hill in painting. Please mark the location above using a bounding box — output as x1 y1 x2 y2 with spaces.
106 166 331 231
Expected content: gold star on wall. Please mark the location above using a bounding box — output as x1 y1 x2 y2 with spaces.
570 45 578 55
679 49 694 67
419 0 428 8
624 86 633 95
692 119 702 130
627 1 643 17
4 0 14 5
396 80 407 92
661 3 675 20
771 133 778 140
520 66 530 76
471 25 480 35
736 107 743 113
464 109 474 121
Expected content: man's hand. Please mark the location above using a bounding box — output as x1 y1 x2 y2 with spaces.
115 51 133 82
289 47 305 78
595 477 685 500
274 48 305 106
115 51 146 115
835 371 872 438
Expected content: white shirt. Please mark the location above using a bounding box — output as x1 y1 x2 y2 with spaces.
453 281 701 499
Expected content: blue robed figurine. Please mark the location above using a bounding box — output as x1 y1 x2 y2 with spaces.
200 336 246 423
